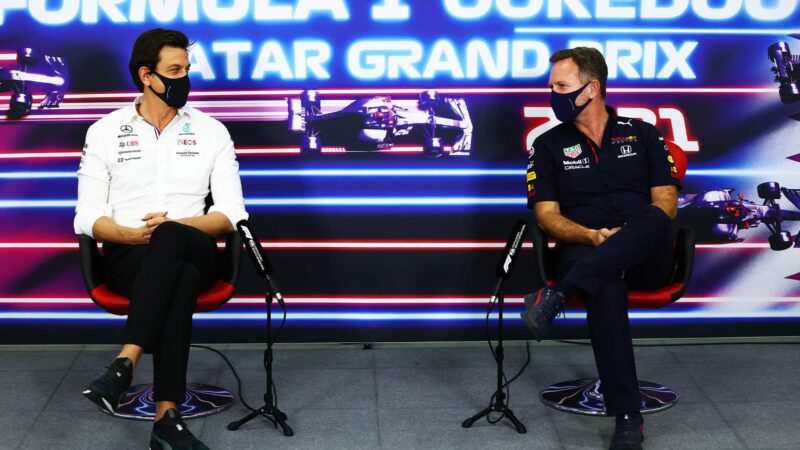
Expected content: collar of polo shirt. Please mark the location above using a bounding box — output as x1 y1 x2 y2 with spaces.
125 95 191 124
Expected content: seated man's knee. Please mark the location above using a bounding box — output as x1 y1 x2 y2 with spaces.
149 221 186 244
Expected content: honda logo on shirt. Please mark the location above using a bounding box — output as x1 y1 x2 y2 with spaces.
617 145 638 159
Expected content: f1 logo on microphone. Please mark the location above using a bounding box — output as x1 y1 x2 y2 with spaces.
242 226 254 240
503 248 516 273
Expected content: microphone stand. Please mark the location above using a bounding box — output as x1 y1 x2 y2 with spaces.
227 279 293 436
462 278 527 434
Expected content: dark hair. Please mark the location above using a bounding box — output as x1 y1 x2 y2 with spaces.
128 28 192 92
550 47 608 99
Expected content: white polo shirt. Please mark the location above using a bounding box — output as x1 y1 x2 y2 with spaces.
74 97 248 238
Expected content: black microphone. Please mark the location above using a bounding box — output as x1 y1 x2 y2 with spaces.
236 219 285 307
496 220 528 280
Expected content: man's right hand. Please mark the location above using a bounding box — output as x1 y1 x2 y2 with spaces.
535 202 623 247
590 227 621 247
121 224 154 245
117 211 171 244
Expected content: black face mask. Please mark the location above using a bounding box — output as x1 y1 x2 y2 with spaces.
550 82 593 122
148 71 190 108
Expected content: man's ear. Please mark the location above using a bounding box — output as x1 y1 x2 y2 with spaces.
138 67 152 88
589 79 600 99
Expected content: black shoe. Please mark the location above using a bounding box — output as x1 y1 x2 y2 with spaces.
520 286 566 340
82 357 133 413
609 413 644 450
150 409 210 450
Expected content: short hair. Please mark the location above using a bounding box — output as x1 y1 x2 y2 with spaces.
550 47 608 99
128 28 192 92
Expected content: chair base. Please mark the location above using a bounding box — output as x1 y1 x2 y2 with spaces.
102 383 235 421
540 378 677 416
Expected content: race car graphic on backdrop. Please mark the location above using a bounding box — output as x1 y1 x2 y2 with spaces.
288 89 472 157
769 36 800 104
0 47 67 119
678 182 800 250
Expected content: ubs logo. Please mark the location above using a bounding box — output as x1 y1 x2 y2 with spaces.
119 140 139 148
120 125 133 133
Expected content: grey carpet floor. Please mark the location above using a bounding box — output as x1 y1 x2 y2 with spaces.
2 339 798 450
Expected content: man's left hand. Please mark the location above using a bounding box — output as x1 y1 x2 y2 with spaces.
142 211 171 229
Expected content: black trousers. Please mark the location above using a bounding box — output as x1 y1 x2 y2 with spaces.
102 221 219 402
555 205 674 415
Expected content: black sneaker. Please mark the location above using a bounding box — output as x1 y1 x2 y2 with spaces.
150 409 210 450
609 413 644 450
520 286 566 340
82 357 133 413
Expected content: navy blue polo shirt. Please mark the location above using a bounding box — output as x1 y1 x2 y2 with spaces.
526 106 681 229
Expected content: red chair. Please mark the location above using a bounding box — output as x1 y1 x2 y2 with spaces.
77 232 241 420
532 141 695 415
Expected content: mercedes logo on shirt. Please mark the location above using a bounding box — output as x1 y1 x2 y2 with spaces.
120 125 133 133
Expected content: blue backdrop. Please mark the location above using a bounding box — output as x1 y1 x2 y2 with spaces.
1 0 799 343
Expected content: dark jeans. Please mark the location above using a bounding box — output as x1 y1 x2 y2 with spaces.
556 205 674 415
102 221 218 402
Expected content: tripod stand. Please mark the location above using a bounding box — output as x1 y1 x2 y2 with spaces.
462 285 527 434
227 283 293 436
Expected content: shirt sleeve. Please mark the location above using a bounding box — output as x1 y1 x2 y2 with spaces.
207 126 248 227
645 124 682 190
73 124 112 238
527 137 558 208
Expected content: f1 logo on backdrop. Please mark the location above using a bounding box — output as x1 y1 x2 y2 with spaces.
523 106 699 153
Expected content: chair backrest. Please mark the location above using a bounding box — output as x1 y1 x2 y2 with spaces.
665 141 687 183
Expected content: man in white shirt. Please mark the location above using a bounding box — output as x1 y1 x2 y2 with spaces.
75 28 247 450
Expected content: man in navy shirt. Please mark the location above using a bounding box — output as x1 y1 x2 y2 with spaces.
521 47 680 450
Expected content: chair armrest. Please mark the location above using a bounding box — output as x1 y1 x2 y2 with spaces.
77 234 103 292
218 231 242 285
530 223 556 287
669 227 695 302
